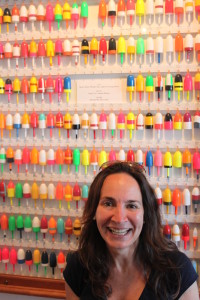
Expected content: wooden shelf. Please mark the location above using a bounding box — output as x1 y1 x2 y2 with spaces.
0 274 65 299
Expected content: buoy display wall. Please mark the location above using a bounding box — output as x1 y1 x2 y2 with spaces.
0 0 199 294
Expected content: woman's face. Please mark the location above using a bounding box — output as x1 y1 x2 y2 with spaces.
95 173 144 253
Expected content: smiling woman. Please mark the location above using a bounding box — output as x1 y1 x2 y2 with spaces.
95 173 144 253
63 161 199 300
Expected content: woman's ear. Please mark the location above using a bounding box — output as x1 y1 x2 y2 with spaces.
93 215 96 220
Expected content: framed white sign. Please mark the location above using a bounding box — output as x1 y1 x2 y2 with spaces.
77 78 123 103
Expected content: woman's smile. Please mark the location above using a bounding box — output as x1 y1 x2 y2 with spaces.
107 227 132 235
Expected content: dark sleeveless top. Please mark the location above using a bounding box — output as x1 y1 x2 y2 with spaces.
63 250 198 300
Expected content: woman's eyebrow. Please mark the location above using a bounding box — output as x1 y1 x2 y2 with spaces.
99 197 140 203
126 199 141 203
99 196 115 201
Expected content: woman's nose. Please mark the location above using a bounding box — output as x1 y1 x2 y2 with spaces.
112 205 127 222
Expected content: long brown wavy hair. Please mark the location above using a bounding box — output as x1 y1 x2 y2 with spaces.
78 162 181 300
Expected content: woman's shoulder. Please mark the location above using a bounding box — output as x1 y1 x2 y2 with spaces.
63 251 86 294
165 250 195 269
63 251 96 299
66 250 81 264
165 249 187 260
142 250 198 300
64 250 85 276
165 250 198 299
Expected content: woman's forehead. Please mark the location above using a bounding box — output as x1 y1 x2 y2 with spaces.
101 173 141 195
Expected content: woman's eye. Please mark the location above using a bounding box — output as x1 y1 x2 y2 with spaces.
127 203 137 209
103 201 113 207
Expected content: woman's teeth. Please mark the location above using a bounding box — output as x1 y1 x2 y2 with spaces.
109 228 130 235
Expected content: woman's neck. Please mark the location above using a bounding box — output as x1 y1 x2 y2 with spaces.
108 247 137 273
